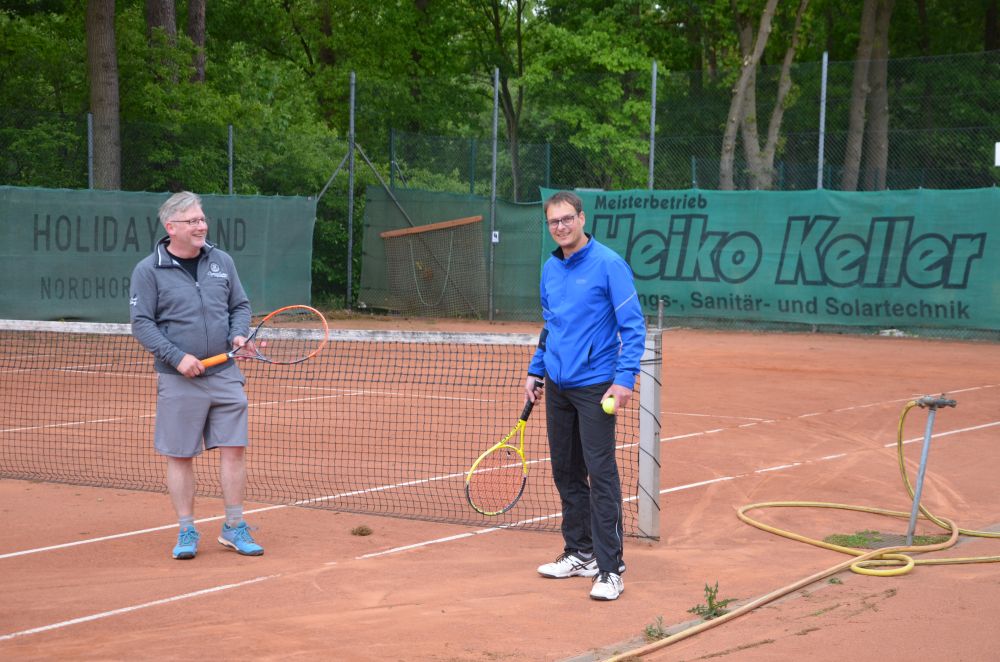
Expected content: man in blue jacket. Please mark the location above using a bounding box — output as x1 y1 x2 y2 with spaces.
525 190 646 601
130 191 263 560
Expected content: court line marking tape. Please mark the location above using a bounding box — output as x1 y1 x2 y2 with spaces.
0 386 513 434
7 406 988 643
0 575 278 642
3 416 997 561
2 418 996 643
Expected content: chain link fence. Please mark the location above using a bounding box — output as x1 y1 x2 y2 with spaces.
5 52 998 196
3 50 999 337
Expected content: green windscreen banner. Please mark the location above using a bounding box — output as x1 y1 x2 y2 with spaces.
0 187 316 322
540 187 998 331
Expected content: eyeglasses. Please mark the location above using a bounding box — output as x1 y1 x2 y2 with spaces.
545 213 578 229
170 217 208 227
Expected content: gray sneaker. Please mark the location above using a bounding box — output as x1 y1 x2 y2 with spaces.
537 552 598 578
590 572 624 600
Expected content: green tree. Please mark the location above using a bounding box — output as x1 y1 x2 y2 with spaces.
524 1 655 189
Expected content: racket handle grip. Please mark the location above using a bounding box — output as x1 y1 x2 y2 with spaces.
201 353 229 368
520 379 543 420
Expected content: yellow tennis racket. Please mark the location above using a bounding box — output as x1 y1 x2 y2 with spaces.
201 304 329 367
465 381 541 516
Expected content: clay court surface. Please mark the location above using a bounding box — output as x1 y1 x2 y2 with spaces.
2 317 999 661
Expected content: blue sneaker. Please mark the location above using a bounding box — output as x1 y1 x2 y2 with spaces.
218 521 264 556
172 526 200 560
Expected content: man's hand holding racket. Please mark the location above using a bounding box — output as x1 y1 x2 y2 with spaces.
524 375 544 404
177 335 248 378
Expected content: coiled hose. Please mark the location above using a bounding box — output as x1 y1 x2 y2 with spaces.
606 399 1000 661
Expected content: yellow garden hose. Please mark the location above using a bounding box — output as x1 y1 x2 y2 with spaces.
605 398 999 661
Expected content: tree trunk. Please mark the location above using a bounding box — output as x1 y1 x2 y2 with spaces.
146 0 177 83
862 0 894 191
735 14 764 189
86 0 121 190
719 0 779 190
685 2 704 96
481 0 524 201
840 0 878 191
145 0 176 43
187 0 206 83
986 0 999 51
757 0 810 190
501 86 521 202
915 0 930 55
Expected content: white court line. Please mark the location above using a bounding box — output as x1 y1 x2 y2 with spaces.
4 414 997 560
2 415 153 434
3 418 996 642
663 411 769 422
885 419 1000 447
0 575 278 642
4 383 997 557
354 416 998 561
756 463 802 473
1 385 505 434
0 510 283 560
3 373 995 643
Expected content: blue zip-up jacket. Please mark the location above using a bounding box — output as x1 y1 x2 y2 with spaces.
129 236 251 376
528 236 645 390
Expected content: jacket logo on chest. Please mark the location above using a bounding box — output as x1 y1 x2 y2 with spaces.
207 262 228 279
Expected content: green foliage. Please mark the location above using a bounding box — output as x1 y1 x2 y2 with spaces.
0 9 88 186
521 17 652 188
824 529 950 548
643 615 670 642
824 529 885 548
688 581 737 621
2 0 999 301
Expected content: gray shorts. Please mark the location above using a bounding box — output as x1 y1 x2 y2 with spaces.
154 363 249 457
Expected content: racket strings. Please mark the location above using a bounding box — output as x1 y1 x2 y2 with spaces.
252 308 327 364
467 445 526 515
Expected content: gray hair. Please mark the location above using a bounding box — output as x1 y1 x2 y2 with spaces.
543 190 583 215
158 191 202 227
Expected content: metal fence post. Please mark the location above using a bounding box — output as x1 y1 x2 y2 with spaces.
346 71 356 309
228 124 234 195
648 59 657 189
817 51 829 189
389 127 395 190
545 142 551 188
488 67 499 323
87 112 94 189
637 330 662 540
469 137 476 195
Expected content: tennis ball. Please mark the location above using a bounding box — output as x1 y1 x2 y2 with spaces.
602 396 616 415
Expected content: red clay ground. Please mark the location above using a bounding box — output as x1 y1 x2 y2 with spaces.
2 320 999 661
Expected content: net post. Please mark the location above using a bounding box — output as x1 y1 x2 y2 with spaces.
637 330 662 540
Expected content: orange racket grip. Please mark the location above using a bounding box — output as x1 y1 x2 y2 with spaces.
200 352 230 367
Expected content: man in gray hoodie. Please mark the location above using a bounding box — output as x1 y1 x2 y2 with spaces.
130 191 263 560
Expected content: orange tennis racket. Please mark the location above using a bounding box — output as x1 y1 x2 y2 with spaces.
201 304 329 367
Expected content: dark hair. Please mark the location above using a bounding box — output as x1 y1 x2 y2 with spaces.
543 190 583 215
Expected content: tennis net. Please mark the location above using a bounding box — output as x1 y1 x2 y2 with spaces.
0 320 661 539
